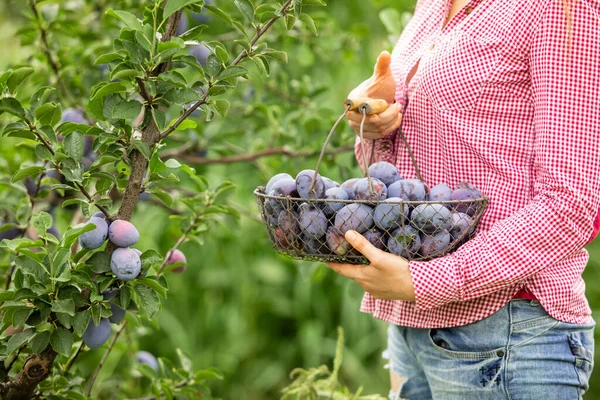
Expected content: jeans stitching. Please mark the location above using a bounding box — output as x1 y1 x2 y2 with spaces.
427 329 504 360
511 316 558 332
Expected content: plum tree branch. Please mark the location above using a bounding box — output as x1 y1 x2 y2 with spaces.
86 321 127 397
157 214 201 274
162 145 355 165
0 346 57 400
158 0 295 140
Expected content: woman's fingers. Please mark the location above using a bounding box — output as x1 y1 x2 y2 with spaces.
349 114 401 139
346 103 400 124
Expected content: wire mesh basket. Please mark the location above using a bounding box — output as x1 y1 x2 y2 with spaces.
254 98 490 265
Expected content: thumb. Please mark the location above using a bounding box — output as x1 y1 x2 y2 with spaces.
373 51 392 78
345 230 384 264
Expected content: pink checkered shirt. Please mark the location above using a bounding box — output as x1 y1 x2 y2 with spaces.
357 0 600 327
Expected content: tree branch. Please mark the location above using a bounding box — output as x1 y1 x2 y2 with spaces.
164 145 355 166
86 321 127 397
157 214 201 274
0 346 57 400
158 0 295 140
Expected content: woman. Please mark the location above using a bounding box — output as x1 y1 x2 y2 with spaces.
327 0 600 399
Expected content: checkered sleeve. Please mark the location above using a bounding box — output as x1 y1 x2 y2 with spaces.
408 0 600 310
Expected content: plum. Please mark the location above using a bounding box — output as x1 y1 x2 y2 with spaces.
60 108 87 124
191 0 214 23
136 351 159 371
451 186 482 216
166 249 187 274
92 211 112 227
79 217 109 249
354 177 387 201
177 14 189 35
455 182 481 191
373 198 409 231
364 229 386 250
132 248 142 256
302 236 329 255
323 177 340 191
108 302 126 324
274 210 300 249
0 226 20 241
387 226 421 258
450 212 474 241
264 198 283 226
102 289 120 300
189 43 211 66
335 204 374 234
109 220 139 247
296 170 325 199
266 173 293 193
82 318 111 349
368 162 402 187
340 178 360 200
322 187 349 216
299 206 328 239
429 183 453 203
411 204 453 233
326 227 357 256
421 230 451 257
111 248 141 281
269 178 298 198
388 179 428 201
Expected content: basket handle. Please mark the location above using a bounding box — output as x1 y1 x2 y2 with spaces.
309 98 388 196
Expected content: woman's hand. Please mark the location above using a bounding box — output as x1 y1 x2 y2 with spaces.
347 51 402 140
326 230 416 301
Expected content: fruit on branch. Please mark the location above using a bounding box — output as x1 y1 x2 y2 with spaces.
177 14 189 35
102 289 120 300
93 212 112 226
79 217 109 249
108 302 126 324
166 249 187 274
82 318 111 349
189 43 211 66
108 220 140 247
190 0 214 23
111 248 142 281
60 108 88 124
0 224 21 240
354 177 387 201
136 351 159 371
368 161 402 187
296 170 325 199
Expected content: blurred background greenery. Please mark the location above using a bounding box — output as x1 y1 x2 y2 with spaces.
1 0 599 399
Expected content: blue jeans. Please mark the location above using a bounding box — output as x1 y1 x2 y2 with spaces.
386 299 595 400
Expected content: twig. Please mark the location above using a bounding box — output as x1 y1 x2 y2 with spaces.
171 145 355 166
63 342 85 374
158 0 295 140
5 346 26 374
129 379 189 400
157 215 201 274
86 321 127 397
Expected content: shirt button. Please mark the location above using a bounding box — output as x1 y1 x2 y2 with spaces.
465 7 473 15
497 349 505 357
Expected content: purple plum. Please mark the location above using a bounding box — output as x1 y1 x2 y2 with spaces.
60 108 88 124
323 177 340 191
354 177 387 201
326 227 357 256
364 229 386 250
0 226 21 241
450 212 474 241
388 179 428 201
108 302 126 324
166 249 187 273
189 43 211 66
299 206 328 239
387 226 421 258
296 170 325 199
322 187 349 216
334 204 374 234
266 173 294 193
373 198 409 231
302 236 329 255
420 230 451 257
340 178 360 200
136 351 159 371
368 161 402 187
83 318 111 349
111 248 141 281
429 183 453 203
108 220 139 247
410 204 453 233
79 217 109 249
276 210 300 249
451 185 482 216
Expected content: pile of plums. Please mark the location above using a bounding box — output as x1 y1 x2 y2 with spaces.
259 161 484 262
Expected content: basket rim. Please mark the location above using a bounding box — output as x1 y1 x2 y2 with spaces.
253 186 489 206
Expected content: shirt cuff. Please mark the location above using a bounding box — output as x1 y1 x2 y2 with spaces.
408 254 461 310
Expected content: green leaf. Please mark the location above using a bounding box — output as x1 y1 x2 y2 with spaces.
302 0 326 5
164 159 182 169
134 284 160 319
215 46 229 64
63 131 84 161
32 212 53 238
206 54 221 76
120 285 131 309
94 53 123 64
179 24 207 41
31 331 51 354
0 97 26 119
299 13 318 35
86 252 111 274
213 99 231 118
7 328 35 356
35 144 53 160
204 5 233 24
62 223 96 248
50 328 73 356
30 86 56 110
147 186 174 207
0 301 31 312
136 278 167 298
218 66 247 81
51 299 75 317
7 67 34 93
87 82 127 120
73 309 91 337
284 14 296 30
234 0 254 22
35 103 62 126
164 0 202 19
106 9 143 31
12 166 45 183
104 98 142 120
262 48 288 64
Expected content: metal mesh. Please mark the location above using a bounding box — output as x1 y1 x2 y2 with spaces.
254 186 489 265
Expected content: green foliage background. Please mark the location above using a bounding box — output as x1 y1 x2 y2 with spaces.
1 0 599 399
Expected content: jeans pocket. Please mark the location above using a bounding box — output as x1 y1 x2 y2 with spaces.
428 329 506 360
569 331 595 393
